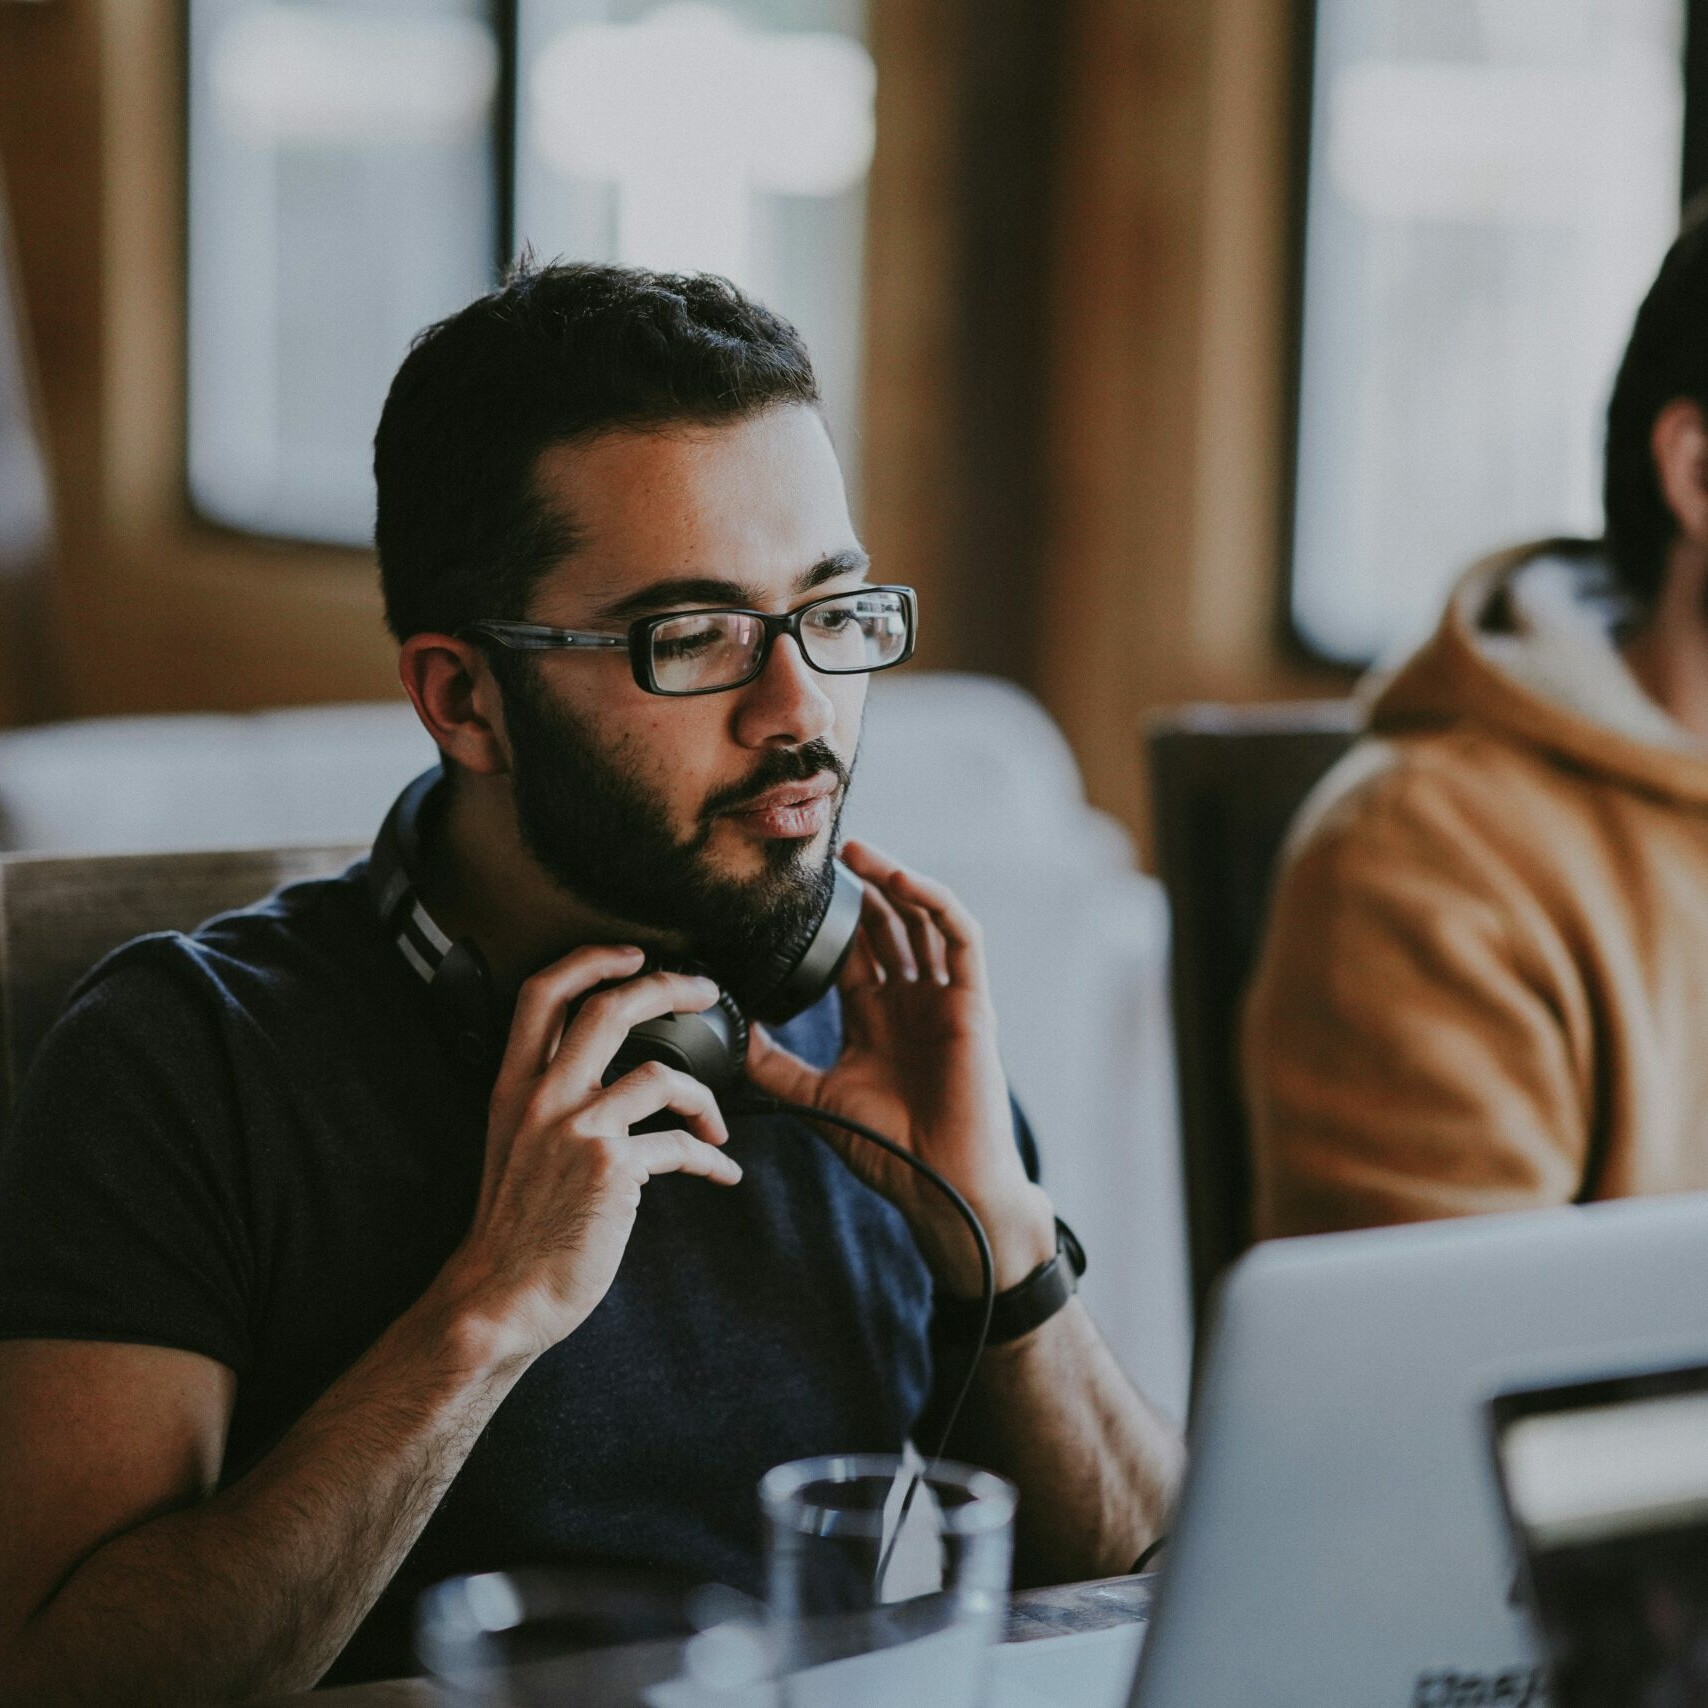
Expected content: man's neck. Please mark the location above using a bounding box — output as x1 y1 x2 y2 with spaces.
416 770 680 989
1620 540 1708 745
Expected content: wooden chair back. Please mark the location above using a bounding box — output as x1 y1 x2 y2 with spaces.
1147 702 1361 1328
0 845 360 1134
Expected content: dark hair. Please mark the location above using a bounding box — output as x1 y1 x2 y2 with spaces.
373 262 820 641
1604 199 1708 608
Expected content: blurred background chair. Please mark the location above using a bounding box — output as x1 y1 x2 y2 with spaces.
847 673 1190 1418
0 671 1193 1419
0 703 436 853
0 844 358 1135
1147 700 1360 1337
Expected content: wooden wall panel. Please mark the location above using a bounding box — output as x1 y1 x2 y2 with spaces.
863 0 1345 853
1035 0 1347 847
1 0 1344 854
1040 0 1219 839
0 0 103 723
859 0 963 670
0 0 400 727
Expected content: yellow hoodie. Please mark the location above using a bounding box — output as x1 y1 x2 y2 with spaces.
1244 539 1708 1237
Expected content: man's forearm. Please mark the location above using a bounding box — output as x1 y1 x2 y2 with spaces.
951 1300 1183 1588
3 1284 526 1708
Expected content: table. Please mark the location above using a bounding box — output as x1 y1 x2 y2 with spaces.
266 1574 1156 1706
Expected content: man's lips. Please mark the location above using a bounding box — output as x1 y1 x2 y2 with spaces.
717 774 839 839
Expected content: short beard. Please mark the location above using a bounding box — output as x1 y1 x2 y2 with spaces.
498 660 853 1013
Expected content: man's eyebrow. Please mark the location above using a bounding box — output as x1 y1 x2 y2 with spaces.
592 550 871 622
796 549 870 593
594 577 756 621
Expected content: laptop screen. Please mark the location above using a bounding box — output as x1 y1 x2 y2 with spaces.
1491 1365 1708 1708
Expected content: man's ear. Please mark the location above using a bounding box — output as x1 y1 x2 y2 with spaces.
1652 398 1708 546
398 634 512 775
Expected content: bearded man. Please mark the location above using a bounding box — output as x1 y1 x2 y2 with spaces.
0 265 1180 1702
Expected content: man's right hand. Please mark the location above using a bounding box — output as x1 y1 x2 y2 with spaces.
434 945 742 1368
0 946 741 1706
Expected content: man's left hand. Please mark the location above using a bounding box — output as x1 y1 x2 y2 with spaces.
744 840 1057 1296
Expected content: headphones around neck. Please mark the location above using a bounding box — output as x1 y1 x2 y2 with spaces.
371 773 1016 1486
368 766 864 1090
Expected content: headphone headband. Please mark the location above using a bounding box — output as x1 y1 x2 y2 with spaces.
368 765 442 933
369 766 501 1069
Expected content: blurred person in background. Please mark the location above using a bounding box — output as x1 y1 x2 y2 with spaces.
1245 206 1708 1237
0 264 1179 1703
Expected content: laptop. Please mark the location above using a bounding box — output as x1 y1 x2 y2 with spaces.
1490 1361 1708 1708
1126 1193 1708 1708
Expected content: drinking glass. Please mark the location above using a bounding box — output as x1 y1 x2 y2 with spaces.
416 1566 697 1704
761 1454 1016 1708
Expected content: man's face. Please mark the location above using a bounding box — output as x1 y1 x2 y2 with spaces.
494 404 870 992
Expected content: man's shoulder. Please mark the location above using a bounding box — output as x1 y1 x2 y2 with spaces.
57 860 381 1040
1286 722 1608 876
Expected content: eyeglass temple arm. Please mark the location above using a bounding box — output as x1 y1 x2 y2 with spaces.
463 622 628 652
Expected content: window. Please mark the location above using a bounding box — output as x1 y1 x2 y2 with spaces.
186 0 873 548
187 0 498 545
1289 0 1690 665
0 187 49 574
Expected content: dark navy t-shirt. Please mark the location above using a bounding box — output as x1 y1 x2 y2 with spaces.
0 863 1038 1684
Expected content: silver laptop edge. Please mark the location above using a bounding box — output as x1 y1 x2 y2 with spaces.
1128 1193 1708 1708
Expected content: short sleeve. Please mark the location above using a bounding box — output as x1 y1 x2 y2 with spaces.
0 944 256 1373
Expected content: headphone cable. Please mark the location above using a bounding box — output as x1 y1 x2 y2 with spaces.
731 1092 995 1595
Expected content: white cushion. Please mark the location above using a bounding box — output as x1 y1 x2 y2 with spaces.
0 702 435 853
851 672 1134 870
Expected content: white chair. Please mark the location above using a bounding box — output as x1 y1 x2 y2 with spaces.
0 676 1192 1417
0 701 436 852
853 675 1189 1418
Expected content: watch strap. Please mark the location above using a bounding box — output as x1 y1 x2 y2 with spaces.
937 1217 1087 1346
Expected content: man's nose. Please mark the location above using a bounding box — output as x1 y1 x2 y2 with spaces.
730 633 837 748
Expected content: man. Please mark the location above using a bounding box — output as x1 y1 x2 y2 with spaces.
1244 208 1708 1237
0 265 1180 1702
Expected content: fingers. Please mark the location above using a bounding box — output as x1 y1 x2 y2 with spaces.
886 863 986 988
856 870 920 983
545 970 721 1109
742 1023 823 1105
626 1128 744 1187
895 882 950 986
588 1060 729 1147
499 944 647 1093
842 841 979 988
842 925 886 991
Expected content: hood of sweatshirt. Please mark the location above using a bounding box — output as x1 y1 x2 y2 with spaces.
1368 537 1708 806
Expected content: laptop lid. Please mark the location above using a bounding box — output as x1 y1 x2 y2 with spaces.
1127 1194 1708 1708
1490 1362 1708 1708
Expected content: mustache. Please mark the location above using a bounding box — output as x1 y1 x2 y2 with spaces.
701 740 851 819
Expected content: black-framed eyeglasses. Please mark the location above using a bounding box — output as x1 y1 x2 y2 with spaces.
463 585 918 698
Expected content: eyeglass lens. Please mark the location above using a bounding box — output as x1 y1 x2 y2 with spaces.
647 591 910 694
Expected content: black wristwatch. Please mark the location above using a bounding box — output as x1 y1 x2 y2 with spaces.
937 1218 1087 1346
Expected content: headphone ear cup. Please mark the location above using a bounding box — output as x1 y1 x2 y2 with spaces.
744 859 865 1025
718 991 752 1074
608 987 749 1093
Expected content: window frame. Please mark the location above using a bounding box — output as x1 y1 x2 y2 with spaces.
1278 0 1708 670
179 0 522 547
180 0 878 552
